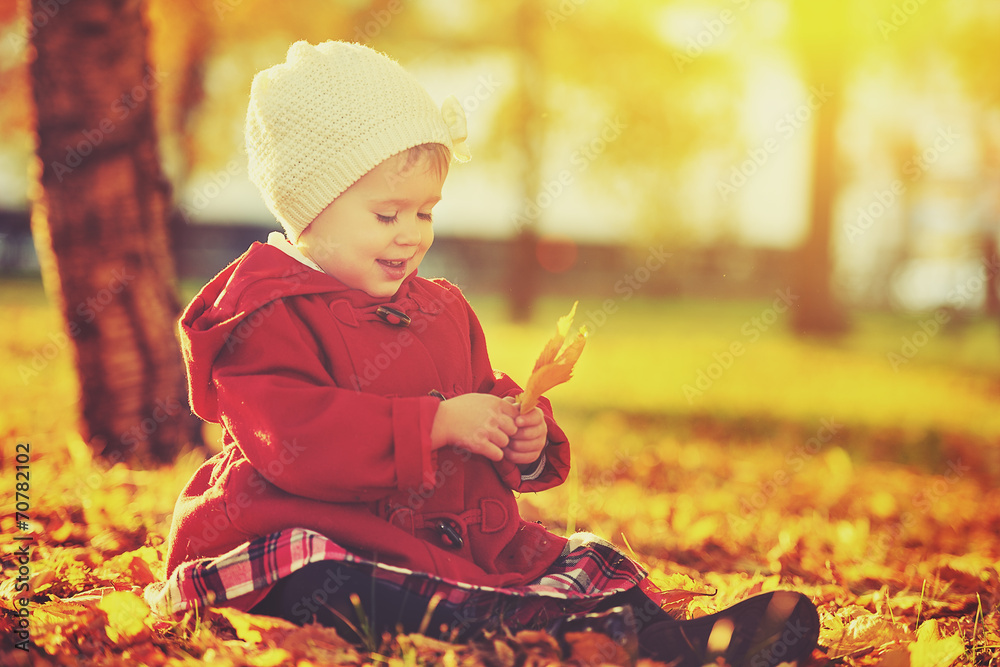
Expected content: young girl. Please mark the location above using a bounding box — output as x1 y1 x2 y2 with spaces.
146 40 820 666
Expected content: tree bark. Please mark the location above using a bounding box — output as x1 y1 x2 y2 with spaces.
984 231 1000 318
508 0 544 322
789 2 849 336
27 0 202 465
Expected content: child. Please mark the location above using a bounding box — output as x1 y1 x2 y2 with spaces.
146 40 820 666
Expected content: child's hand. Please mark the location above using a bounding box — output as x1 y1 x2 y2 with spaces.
501 397 548 466
430 393 519 461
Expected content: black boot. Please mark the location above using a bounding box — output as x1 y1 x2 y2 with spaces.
637 591 820 667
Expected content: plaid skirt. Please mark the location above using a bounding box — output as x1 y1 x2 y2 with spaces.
145 527 649 630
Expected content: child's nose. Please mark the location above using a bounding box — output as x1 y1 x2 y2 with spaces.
394 217 422 245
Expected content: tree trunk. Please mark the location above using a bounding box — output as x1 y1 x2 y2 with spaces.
27 0 202 466
508 0 544 322
789 3 849 336
983 231 1000 318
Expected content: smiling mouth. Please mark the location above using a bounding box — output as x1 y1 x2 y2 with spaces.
377 259 408 269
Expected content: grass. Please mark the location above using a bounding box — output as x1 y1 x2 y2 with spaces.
473 292 1000 471
2 276 999 665
481 294 1000 419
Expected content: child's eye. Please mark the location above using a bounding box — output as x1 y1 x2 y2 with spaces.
417 212 434 222
375 213 397 224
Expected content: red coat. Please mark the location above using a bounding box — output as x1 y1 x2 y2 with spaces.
166 242 570 603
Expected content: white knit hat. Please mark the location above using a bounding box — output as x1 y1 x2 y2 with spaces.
245 40 470 242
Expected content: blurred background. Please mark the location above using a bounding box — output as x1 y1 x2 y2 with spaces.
2 0 997 309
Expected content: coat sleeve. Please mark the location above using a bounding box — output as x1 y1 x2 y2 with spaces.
211 300 439 504
445 283 571 493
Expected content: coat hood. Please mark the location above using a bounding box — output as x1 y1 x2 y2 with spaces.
179 241 416 422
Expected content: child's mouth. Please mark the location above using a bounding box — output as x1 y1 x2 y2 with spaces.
377 258 408 279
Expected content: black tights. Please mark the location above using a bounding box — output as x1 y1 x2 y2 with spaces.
250 562 822 667
250 560 674 643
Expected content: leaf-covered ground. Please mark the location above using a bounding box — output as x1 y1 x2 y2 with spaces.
2 280 999 666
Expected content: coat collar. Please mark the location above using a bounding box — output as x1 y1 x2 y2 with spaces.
327 277 444 328
255 236 442 328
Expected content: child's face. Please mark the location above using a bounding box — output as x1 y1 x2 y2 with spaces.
297 152 445 298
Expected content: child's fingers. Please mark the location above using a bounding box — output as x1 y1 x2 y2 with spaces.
503 440 545 463
496 413 518 438
514 407 544 429
479 415 515 442
479 414 514 447
510 422 547 442
489 399 519 437
469 437 505 461
487 426 512 447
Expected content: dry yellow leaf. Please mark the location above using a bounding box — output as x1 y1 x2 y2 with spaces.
98 590 150 644
217 606 298 645
517 301 587 413
908 619 965 667
248 647 294 666
218 606 265 644
823 609 908 659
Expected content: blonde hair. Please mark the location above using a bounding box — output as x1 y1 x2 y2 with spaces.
397 143 451 179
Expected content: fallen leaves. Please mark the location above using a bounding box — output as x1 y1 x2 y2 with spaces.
823 605 910 660
908 619 966 667
2 407 998 665
563 630 632 666
99 590 152 644
216 606 299 645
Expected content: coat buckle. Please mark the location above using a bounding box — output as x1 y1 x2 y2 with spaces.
434 518 464 549
376 305 410 327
